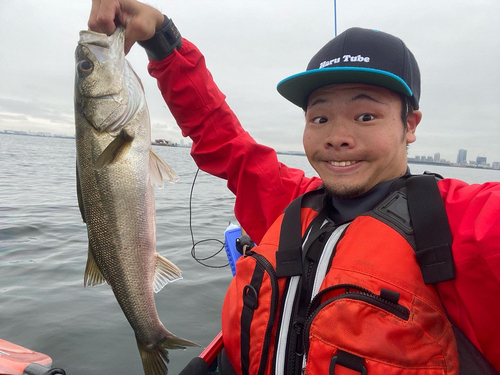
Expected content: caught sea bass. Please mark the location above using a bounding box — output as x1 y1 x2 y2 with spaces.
74 27 197 375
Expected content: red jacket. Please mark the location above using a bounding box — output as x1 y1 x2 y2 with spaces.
147 38 500 371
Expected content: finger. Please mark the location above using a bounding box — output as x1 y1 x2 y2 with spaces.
122 13 158 54
88 0 119 35
123 28 135 55
123 17 149 54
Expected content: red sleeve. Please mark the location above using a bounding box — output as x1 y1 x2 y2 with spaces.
146 39 322 243
437 178 500 371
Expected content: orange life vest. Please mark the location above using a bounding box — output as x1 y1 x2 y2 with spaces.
221 176 497 375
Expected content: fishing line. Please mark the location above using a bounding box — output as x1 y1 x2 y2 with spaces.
189 168 229 269
334 0 338 36
190 0 340 267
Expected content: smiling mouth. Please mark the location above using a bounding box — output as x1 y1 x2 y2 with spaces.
329 160 359 167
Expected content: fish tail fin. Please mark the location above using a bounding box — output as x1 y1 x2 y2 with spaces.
153 253 183 293
137 343 169 375
148 150 179 189
137 333 199 375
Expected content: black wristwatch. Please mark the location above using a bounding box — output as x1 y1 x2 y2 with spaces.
138 15 182 61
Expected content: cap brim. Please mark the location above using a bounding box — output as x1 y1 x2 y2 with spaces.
276 67 414 109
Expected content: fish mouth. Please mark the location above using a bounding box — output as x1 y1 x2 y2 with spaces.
78 29 124 63
84 94 114 100
78 29 115 47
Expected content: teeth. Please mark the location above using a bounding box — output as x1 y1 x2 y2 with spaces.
330 161 357 167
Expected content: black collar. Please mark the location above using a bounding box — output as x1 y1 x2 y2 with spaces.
328 168 411 224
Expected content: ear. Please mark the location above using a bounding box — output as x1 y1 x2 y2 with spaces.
405 110 422 144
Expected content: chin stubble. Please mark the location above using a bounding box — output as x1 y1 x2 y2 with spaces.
324 183 368 200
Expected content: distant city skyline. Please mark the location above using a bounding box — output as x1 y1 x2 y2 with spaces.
408 147 500 170
3 127 500 166
409 147 499 165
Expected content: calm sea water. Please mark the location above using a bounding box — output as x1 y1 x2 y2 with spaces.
1 133 499 374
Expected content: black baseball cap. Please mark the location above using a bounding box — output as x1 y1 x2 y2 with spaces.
276 27 421 110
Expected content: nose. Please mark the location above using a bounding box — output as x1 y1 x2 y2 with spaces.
323 121 355 150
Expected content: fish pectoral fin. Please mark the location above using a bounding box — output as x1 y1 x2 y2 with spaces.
153 253 182 293
93 128 135 170
148 150 179 189
84 246 107 287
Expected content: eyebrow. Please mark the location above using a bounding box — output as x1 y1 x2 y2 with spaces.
350 93 385 104
308 92 386 110
307 98 329 109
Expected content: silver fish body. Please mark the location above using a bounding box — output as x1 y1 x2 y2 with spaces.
74 27 196 375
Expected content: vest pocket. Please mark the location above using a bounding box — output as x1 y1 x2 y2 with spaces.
303 284 452 375
305 284 410 325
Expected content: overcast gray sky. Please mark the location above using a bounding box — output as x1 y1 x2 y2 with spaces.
1 0 499 163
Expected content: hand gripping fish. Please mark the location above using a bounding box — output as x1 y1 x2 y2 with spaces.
74 27 198 375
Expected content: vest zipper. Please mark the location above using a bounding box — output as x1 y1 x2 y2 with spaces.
286 226 337 375
303 283 410 356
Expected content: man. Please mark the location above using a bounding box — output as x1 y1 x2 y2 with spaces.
88 1 500 374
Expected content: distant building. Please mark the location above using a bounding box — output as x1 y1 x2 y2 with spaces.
153 139 174 146
476 156 487 166
492 162 500 170
434 153 440 163
457 149 467 164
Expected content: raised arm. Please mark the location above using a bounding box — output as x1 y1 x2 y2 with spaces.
87 0 323 243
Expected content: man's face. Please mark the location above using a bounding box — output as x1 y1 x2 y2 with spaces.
303 83 421 198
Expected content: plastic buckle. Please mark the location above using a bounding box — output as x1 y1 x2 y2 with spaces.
329 355 367 375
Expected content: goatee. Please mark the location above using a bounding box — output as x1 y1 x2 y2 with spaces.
324 183 367 200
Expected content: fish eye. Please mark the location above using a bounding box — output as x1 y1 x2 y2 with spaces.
77 60 93 76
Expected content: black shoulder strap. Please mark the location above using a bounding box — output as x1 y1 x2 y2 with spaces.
276 194 305 277
406 175 455 284
275 189 331 278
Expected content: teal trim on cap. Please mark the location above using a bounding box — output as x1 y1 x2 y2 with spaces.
277 67 413 109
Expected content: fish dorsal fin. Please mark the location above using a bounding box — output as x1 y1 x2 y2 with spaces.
153 253 182 293
148 150 179 189
94 128 135 170
84 245 107 287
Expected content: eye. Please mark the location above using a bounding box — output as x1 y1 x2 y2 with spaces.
77 60 94 76
356 114 375 122
312 117 328 124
